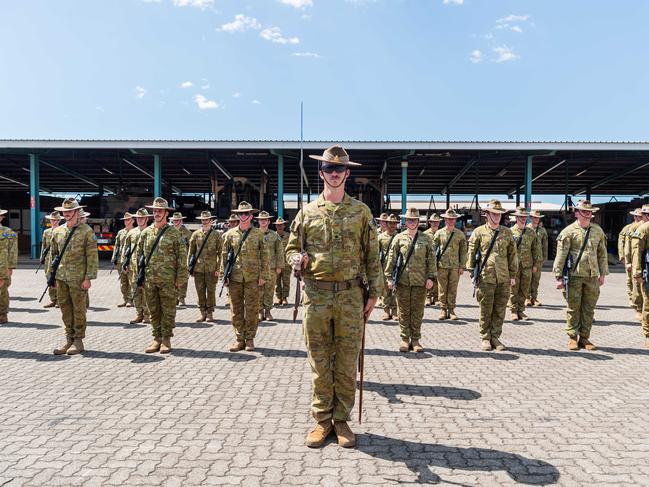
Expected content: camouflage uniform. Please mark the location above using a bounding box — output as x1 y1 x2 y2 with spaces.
0 223 17 321
509 224 542 317
631 220 649 342
529 224 548 303
384 229 437 343
112 227 132 305
50 223 99 339
553 221 608 340
467 223 518 343
124 226 149 320
189 227 222 316
137 224 188 338
378 229 399 317
221 226 270 343
286 193 382 422
259 228 283 316
624 219 644 313
177 225 192 304
433 226 467 315
275 230 291 303
424 221 440 303
40 227 58 305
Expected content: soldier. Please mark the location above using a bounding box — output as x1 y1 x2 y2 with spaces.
40 211 62 308
274 217 291 305
170 212 192 307
0 209 17 324
385 208 436 353
188 211 222 323
631 205 649 348
377 214 399 320
553 200 608 351
286 145 382 449
257 211 283 321
227 213 240 230
623 208 645 320
466 200 518 352
50 198 99 355
424 213 441 305
508 207 542 321
433 208 467 321
112 212 134 308
137 198 188 354
123 208 152 324
377 212 389 234
375 214 390 309
527 209 549 307
221 201 270 352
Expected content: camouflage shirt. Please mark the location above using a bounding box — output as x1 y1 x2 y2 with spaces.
40 227 54 274
220 226 270 283
50 223 99 283
188 227 223 274
378 231 398 270
384 230 437 287
285 192 383 299
136 224 188 286
262 229 284 271
467 224 518 285
433 227 468 269
553 221 609 279
624 221 643 264
631 221 649 278
122 226 146 273
511 225 542 269
0 225 17 280
618 222 634 262
111 228 129 265
276 231 291 269
531 225 549 262
178 225 192 250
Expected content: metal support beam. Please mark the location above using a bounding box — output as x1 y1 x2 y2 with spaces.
515 188 520 207
40 159 116 194
525 155 533 211
507 159 566 196
277 154 284 218
441 158 478 195
153 154 162 197
29 154 40 260
401 160 408 221
574 161 649 196
446 191 450 210
586 186 591 201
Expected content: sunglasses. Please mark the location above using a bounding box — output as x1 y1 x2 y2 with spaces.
320 164 347 174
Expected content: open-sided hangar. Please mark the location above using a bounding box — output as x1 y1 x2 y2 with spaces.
0 139 647 259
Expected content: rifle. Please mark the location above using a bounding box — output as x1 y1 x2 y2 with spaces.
562 253 573 301
219 247 235 297
643 248 649 288
358 280 370 424
121 244 133 273
132 226 169 299
471 247 482 297
391 253 404 288
189 228 213 276
38 227 77 303
110 242 120 274
36 246 49 274
293 102 306 323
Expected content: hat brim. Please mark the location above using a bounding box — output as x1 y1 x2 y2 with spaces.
231 208 259 214
255 215 274 220
309 155 362 167
512 212 529 217
53 204 85 212
145 205 175 211
273 221 287 225
484 208 508 214
573 207 599 213
530 213 545 218
45 215 62 220
440 213 458 218
400 214 420 219
169 216 186 220
196 216 215 220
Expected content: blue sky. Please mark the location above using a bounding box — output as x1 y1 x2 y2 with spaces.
1 0 648 141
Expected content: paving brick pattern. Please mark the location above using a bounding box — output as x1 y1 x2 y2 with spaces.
1 266 648 486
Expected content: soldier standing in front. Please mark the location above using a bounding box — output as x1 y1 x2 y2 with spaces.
137 198 187 354
433 208 467 321
624 207 647 320
274 217 291 305
50 198 98 355
0 209 17 324
466 200 518 351
286 145 382 448
527 209 549 307
40 211 62 309
553 200 608 351
385 208 436 353
631 206 649 348
377 214 399 321
188 211 222 323
123 208 151 324
170 211 192 307
257 211 283 321
508 207 542 321
221 201 269 352
112 212 134 308
424 213 441 305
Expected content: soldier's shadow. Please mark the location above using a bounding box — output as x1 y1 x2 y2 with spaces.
365 348 519 361
0 322 58 329
356 433 560 485
365 348 435 360
172 348 257 362
9 307 48 314
258 320 279 328
11 296 37 302
596 346 649 356
363 381 481 405
82 350 164 363
507 347 613 361
256 347 307 358
89 322 146 330
0 349 71 361
88 306 110 312
532 318 639 327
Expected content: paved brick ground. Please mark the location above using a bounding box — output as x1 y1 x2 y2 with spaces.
1 265 648 486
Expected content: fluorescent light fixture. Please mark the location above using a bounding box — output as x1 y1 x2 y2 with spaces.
182 168 191 175
102 167 114 175
122 158 154 179
0 174 28 187
211 159 232 180
575 169 588 177
497 168 508 177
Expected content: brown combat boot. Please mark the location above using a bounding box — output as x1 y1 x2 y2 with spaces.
427 296 433 306
438 309 447 320
579 337 596 351
636 312 643 322
130 315 144 324
411 340 424 353
67 338 84 355
481 339 493 351
525 298 533 306
275 298 283 305
143 316 151 324
145 337 161 353
180 298 186 306
534 299 542 306
229 340 245 352
381 311 392 321
126 301 133 308
160 337 171 354
53 336 74 355
259 310 266 322
283 298 289 305
645 338 649 349
245 339 255 352
196 312 206 323
399 340 409 353
449 309 458 320
206 311 214 322
305 420 333 448
0 314 7 324
44 302 57 308
511 312 520 321
265 309 273 321
333 421 356 448
491 338 507 351
117 301 128 308
568 337 579 350
520 312 529 320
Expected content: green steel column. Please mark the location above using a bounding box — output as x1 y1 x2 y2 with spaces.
277 154 284 218
525 155 533 211
29 154 41 259
153 154 162 197
401 160 408 222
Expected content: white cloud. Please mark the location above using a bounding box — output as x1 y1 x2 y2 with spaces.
443 0 464 5
252 100 261 104
141 0 162 3
292 52 322 58
260 27 299 45
494 45 519 63
232 92 242 98
135 86 147 99
469 50 482 63
279 0 313 9
193 94 218 109
496 14 530 24
201 83 210 90
180 81 193 88
173 0 213 9
218 14 261 33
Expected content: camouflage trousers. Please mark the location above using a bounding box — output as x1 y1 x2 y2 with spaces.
509 267 533 315
381 277 397 316
260 272 277 311
477 281 510 340
178 272 189 302
275 266 291 301
0 276 10 315
145 281 177 338
119 270 131 304
302 282 364 422
640 281 649 338
396 285 427 341
631 271 644 312
626 265 634 302
563 276 600 339
56 279 88 338
129 270 149 319
530 266 542 301
437 267 460 311
228 280 260 341
194 270 217 313
45 275 57 304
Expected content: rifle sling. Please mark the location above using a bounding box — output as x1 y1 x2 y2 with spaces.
395 231 419 284
142 225 169 271
192 228 213 266
381 233 397 269
54 226 78 269
438 230 455 261
572 226 591 270
479 229 500 274
228 228 252 274
516 227 526 249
